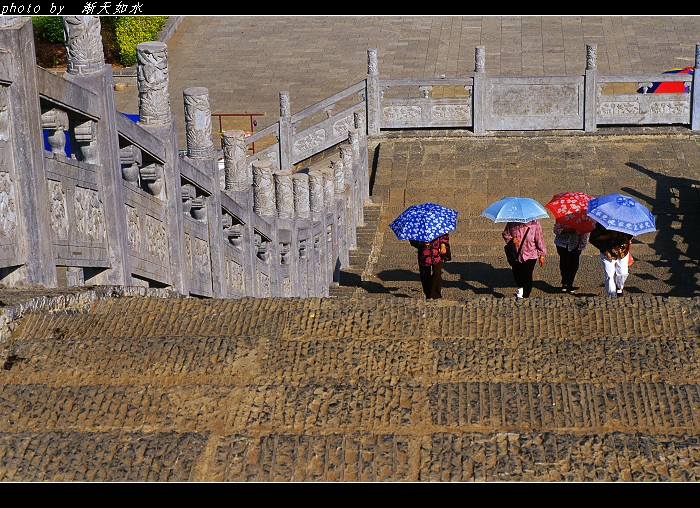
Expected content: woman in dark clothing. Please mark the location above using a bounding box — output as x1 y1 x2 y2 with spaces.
553 222 589 293
409 233 451 299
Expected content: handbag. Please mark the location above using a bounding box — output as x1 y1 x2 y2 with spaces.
440 241 452 261
504 228 529 266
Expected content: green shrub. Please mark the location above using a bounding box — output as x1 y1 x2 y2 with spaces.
114 16 168 67
32 16 65 43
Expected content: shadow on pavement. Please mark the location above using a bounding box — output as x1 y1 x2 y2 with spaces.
625 162 700 297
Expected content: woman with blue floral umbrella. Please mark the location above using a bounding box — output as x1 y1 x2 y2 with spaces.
587 193 656 297
389 202 457 299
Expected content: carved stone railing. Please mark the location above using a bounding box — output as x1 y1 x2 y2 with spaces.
0 16 360 299
366 43 700 134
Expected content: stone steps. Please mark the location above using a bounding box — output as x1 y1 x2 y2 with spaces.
1 293 700 481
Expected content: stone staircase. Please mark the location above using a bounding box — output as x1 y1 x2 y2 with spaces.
1 291 700 481
1 131 700 481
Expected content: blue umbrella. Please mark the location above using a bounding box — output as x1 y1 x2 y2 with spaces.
389 202 458 242
481 197 550 223
586 193 656 235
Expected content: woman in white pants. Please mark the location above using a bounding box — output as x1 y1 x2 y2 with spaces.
589 222 633 297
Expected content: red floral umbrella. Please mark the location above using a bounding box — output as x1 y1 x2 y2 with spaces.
545 191 597 234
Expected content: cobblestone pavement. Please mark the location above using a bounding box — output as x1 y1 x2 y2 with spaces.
1 292 700 481
2 16 700 482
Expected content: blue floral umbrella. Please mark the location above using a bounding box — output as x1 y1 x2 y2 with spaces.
389 202 458 242
481 196 550 223
586 193 656 235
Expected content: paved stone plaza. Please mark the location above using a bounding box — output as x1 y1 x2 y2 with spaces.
1 16 700 482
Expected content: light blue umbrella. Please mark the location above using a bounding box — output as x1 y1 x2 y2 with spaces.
586 193 656 235
389 202 458 242
481 197 550 223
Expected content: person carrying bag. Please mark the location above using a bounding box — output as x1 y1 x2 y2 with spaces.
502 220 547 298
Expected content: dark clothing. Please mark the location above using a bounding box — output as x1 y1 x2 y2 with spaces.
418 262 443 299
589 223 632 260
511 258 538 297
410 234 450 267
556 244 582 288
410 234 450 299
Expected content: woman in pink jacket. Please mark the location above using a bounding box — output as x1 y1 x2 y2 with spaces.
502 220 547 298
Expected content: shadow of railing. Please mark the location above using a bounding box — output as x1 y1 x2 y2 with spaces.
624 162 700 297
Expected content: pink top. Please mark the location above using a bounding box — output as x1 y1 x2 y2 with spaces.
502 220 547 263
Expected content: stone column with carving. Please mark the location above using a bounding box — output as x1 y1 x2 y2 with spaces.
322 166 335 211
221 129 249 192
274 170 294 220
348 128 366 225
472 46 486 133
339 143 357 249
61 15 133 287
366 48 380 136
63 16 105 76
292 172 311 220
252 157 276 218
135 40 187 294
353 111 371 203
137 42 172 126
584 43 598 133
308 169 325 216
278 91 293 172
184 87 214 159
331 159 345 195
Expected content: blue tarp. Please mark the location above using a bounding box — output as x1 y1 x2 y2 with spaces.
42 112 139 157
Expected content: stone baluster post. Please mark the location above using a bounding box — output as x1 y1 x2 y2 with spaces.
331 159 345 195
322 166 335 210
63 15 131 287
184 87 215 159
274 170 294 220
472 45 486 133
348 129 367 225
183 88 225 297
584 43 598 133
692 44 700 131
329 161 348 268
221 129 249 192
339 144 357 249
278 91 293 171
253 157 276 219
136 41 186 294
353 111 371 203
308 169 325 216
40 108 69 155
366 48 380 135
0 17 56 286
63 15 105 76
137 42 172 126
292 172 311 220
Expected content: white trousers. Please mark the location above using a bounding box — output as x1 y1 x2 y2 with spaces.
600 253 629 296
